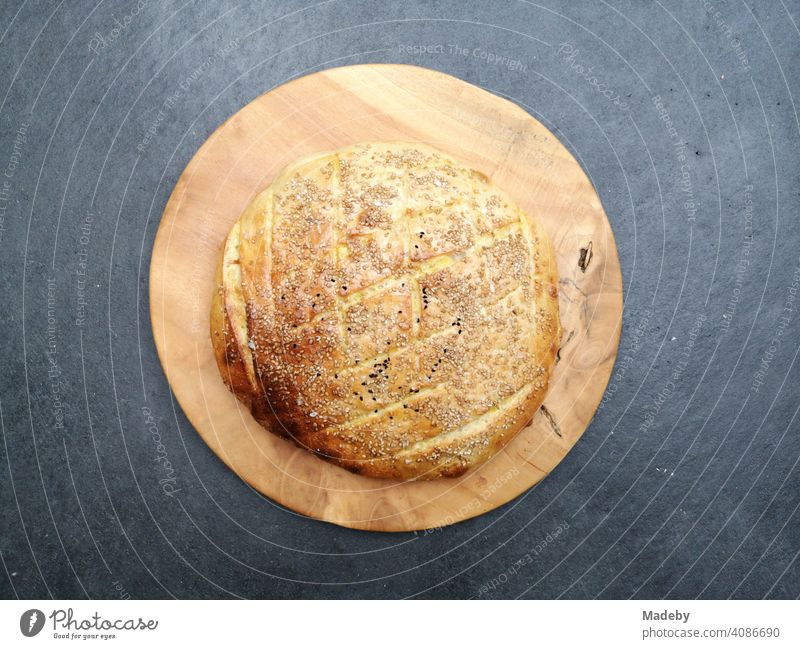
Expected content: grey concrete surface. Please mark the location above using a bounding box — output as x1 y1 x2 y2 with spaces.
0 0 799 599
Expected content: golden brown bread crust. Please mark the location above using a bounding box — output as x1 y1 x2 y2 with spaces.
210 142 560 480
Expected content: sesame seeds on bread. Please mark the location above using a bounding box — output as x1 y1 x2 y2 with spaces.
210 142 560 480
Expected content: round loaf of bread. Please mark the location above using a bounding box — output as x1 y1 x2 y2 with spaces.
210 142 561 480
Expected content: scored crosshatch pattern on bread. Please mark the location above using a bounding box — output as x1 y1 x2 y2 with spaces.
211 142 561 480
153 63 623 529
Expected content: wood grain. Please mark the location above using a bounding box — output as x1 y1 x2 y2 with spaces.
149 64 622 532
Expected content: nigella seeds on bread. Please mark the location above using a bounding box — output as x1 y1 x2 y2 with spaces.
211 142 561 480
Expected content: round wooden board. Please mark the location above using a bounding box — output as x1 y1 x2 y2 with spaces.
150 64 622 532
